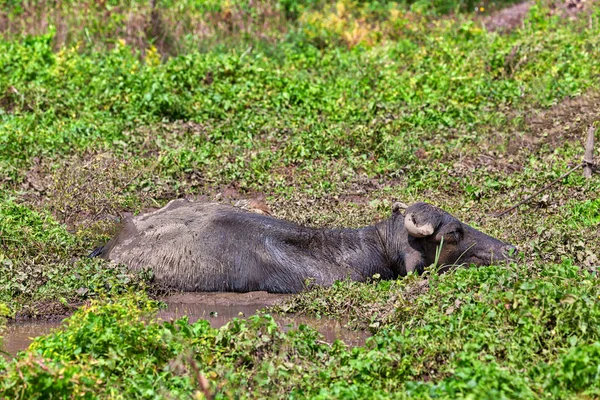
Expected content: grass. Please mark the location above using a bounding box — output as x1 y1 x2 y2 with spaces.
0 0 599 397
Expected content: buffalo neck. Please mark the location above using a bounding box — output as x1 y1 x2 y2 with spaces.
287 222 396 280
374 214 408 276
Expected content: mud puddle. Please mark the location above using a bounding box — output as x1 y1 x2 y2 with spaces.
1 320 61 358
2 292 370 358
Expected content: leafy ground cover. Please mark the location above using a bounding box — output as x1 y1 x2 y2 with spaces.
0 0 599 397
2 261 600 399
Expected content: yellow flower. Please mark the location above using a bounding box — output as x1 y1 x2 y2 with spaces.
145 45 161 67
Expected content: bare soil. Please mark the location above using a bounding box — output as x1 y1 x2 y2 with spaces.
450 91 600 179
525 92 600 148
483 1 535 32
483 0 591 33
13 299 83 321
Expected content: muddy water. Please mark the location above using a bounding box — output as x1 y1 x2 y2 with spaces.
157 291 291 326
1 320 62 358
158 292 370 347
2 292 370 358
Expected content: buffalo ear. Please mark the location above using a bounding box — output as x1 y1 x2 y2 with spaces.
434 221 463 244
404 202 442 238
391 202 408 215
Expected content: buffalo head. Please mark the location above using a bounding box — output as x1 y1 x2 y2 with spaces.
395 202 517 273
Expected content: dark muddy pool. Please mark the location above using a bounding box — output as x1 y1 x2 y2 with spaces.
2 292 370 358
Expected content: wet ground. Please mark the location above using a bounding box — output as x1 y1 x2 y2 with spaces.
2 292 370 358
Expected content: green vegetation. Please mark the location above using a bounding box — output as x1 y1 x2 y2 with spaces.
1 0 599 397
3 261 600 398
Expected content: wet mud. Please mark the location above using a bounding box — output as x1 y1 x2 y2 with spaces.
2 292 370 358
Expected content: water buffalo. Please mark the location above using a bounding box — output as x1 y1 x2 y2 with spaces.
97 199 516 293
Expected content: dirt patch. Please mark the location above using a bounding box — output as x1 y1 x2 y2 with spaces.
450 154 523 178
337 194 372 205
13 299 83 321
448 91 599 178
128 121 211 151
483 1 534 32
482 0 590 33
500 91 600 161
525 92 600 148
